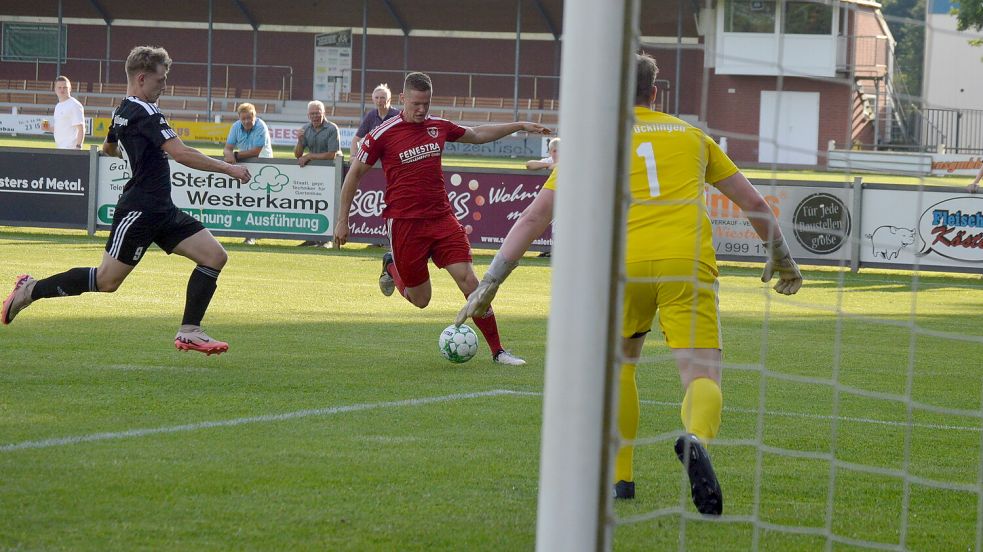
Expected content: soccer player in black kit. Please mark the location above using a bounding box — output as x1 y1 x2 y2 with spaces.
2 46 250 355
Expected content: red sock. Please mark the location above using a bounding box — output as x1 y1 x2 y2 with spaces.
470 305 504 354
387 262 406 297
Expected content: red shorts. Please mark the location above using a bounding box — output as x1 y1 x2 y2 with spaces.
388 213 472 288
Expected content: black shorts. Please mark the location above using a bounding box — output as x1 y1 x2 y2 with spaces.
104 206 205 266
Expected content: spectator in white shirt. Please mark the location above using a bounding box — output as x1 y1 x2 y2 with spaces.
525 137 559 170
53 76 85 150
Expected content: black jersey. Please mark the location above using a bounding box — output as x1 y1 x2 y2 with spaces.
107 97 178 209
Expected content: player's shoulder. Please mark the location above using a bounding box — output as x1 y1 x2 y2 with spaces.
117 97 158 120
368 113 403 139
634 107 692 129
427 115 457 125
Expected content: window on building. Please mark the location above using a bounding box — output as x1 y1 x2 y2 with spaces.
725 0 778 33
784 1 834 34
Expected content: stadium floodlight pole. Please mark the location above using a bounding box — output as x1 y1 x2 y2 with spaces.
534 0 637 550
513 0 521 122
360 0 368 114
674 0 682 116
206 0 213 121
56 0 63 78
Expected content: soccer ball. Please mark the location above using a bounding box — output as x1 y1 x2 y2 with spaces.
438 324 480 363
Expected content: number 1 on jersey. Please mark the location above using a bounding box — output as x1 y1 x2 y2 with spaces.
635 141 660 197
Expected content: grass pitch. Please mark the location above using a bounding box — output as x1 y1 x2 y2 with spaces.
1 228 982 551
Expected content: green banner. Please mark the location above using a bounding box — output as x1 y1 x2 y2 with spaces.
98 205 329 234
2 23 68 63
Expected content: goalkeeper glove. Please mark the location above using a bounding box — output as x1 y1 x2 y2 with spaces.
761 239 803 295
455 255 520 326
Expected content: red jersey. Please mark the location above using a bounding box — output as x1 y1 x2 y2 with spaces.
355 113 467 219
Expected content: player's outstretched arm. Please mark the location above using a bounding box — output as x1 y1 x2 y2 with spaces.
333 157 371 246
458 122 551 144
968 166 983 193
161 137 250 183
713 171 802 295
526 159 552 170
455 189 556 325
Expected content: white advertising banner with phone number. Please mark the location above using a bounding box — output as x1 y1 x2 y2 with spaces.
709 182 854 265
0 114 92 136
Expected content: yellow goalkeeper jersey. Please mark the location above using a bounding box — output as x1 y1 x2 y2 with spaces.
545 107 739 267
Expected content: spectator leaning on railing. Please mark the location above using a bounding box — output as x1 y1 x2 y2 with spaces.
294 100 341 247
525 136 559 170
967 165 983 193
224 102 272 244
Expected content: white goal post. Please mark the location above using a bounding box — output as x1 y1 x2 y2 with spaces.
535 0 640 551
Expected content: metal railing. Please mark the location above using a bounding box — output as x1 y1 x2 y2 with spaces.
836 35 890 73
5 56 294 101
915 107 983 154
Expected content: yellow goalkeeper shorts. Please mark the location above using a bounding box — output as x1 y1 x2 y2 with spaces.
622 259 722 349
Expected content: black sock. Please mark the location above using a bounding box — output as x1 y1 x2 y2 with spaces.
182 265 221 326
31 268 98 299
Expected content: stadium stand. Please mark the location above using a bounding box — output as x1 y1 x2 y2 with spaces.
0 75 560 129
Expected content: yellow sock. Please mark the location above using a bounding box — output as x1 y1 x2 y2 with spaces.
614 363 639 483
680 377 722 443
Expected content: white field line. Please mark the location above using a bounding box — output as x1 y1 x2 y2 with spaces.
4 389 976 454
0 389 516 453
640 399 983 433
507 391 982 433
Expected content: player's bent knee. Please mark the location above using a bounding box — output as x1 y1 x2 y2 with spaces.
211 248 229 269
97 277 124 293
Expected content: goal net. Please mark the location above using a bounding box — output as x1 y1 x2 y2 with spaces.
539 1 983 550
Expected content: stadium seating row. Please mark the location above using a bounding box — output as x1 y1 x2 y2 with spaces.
337 92 558 111
0 79 284 101
0 79 560 128
0 93 278 114
0 80 562 112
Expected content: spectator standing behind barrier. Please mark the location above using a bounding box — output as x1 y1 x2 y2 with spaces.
52 76 85 150
525 136 559 170
224 102 272 244
351 83 400 158
295 100 341 247
967 165 983 193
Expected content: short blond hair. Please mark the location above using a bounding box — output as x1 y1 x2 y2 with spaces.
373 83 392 97
635 53 659 105
548 137 560 151
237 103 257 116
125 46 172 80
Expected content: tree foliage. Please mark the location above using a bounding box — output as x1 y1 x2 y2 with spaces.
880 0 925 100
955 0 983 32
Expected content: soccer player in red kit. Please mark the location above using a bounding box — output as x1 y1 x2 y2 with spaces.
335 72 551 365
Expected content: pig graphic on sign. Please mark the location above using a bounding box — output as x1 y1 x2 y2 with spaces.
868 226 915 260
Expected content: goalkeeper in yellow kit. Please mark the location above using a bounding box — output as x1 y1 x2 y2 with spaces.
456 53 802 516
